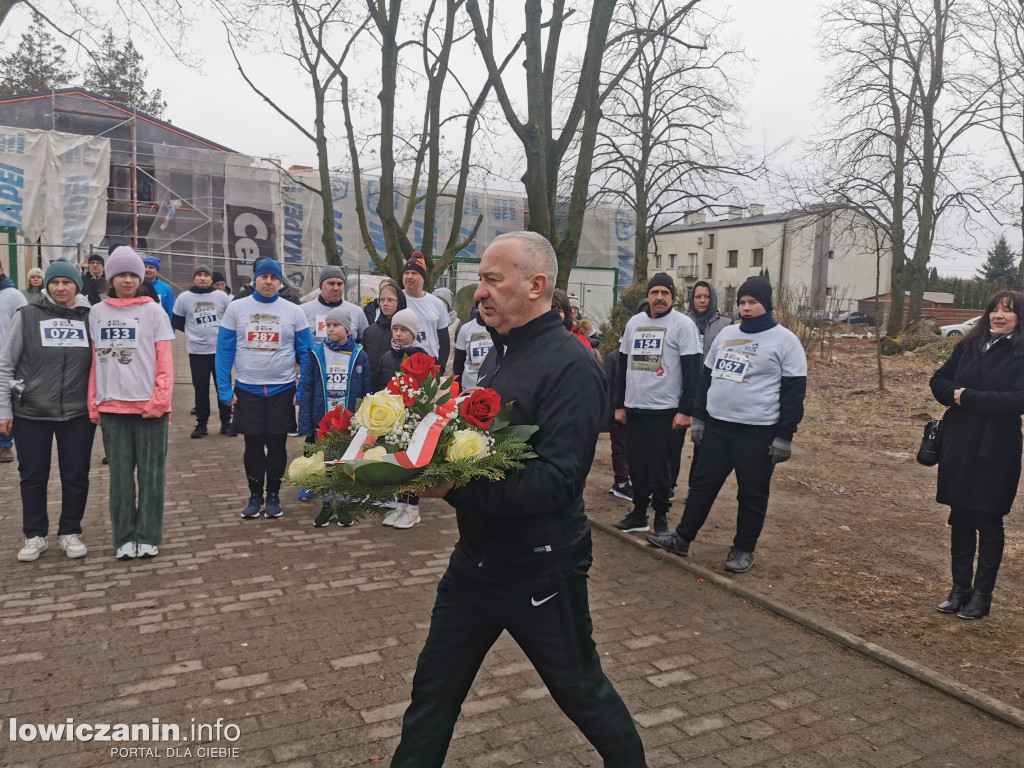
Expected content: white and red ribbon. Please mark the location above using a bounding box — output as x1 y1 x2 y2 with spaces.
328 388 471 470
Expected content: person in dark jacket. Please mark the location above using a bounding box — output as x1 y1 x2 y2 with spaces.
0 259 95 562
83 253 108 306
390 232 647 768
373 307 429 392
928 290 1024 620
361 279 405 386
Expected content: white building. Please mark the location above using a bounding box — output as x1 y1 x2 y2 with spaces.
652 205 891 313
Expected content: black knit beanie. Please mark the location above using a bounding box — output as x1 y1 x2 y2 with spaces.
647 272 675 299
737 276 773 313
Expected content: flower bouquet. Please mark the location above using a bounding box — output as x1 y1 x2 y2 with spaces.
285 352 537 519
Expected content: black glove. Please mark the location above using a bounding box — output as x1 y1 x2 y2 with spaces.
690 418 705 448
768 438 792 465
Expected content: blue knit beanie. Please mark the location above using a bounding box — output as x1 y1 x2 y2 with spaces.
253 259 283 281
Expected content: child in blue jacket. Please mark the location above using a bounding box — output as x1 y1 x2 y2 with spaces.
297 306 372 527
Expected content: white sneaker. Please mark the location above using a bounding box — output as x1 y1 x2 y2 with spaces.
59 534 88 559
115 542 138 560
393 504 421 529
17 536 47 562
382 502 405 526
136 543 159 559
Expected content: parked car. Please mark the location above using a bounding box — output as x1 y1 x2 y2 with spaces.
940 316 981 337
795 309 833 327
835 311 875 326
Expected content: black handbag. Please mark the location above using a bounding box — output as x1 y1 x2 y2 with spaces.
916 416 944 466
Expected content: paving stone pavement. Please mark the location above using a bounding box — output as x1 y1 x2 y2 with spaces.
2 386 1024 767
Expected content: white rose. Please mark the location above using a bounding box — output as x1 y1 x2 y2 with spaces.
287 451 326 483
355 392 407 436
362 445 388 461
446 429 490 462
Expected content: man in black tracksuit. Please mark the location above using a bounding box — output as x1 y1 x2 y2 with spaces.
391 232 647 768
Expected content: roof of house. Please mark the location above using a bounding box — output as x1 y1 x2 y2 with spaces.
658 208 822 235
0 88 236 153
859 291 955 304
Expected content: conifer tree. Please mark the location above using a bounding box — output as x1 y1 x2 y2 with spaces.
976 235 1018 287
83 29 166 117
0 13 74 96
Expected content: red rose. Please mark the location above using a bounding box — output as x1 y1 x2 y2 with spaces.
401 352 437 383
387 374 420 407
317 407 353 440
459 388 502 430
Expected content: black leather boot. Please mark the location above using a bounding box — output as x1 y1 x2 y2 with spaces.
957 591 992 620
936 586 972 614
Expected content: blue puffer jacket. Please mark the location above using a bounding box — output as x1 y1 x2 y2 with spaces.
297 339 372 435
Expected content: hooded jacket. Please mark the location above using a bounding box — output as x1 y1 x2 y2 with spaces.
686 281 733 360
0 293 92 421
445 309 608 576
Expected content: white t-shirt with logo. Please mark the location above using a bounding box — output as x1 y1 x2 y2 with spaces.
619 309 702 410
404 292 450 358
174 289 232 355
705 323 807 425
454 319 493 389
89 300 174 403
301 299 367 343
221 295 310 387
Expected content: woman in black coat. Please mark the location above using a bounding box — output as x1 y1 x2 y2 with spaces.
929 290 1024 620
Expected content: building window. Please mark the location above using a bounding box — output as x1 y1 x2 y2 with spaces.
828 249 835 260
752 248 764 267
727 250 738 268
669 253 677 269
706 263 713 279
687 253 698 275
654 254 662 270
707 233 715 249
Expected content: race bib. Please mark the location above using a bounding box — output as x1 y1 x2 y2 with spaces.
246 314 282 351
193 303 219 328
467 335 493 370
630 328 666 372
39 318 88 348
711 349 749 383
326 363 349 410
98 318 139 349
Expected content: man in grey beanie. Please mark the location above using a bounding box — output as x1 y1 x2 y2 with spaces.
301 265 367 345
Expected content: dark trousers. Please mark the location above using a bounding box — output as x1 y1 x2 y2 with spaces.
676 418 775 553
950 514 1005 594
609 421 629 484
189 354 232 426
391 547 647 768
625 409 675 517
243 433 288 495
14 415 95 538
669 428 701 492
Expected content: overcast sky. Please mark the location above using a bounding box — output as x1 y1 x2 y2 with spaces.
1 0 990 276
